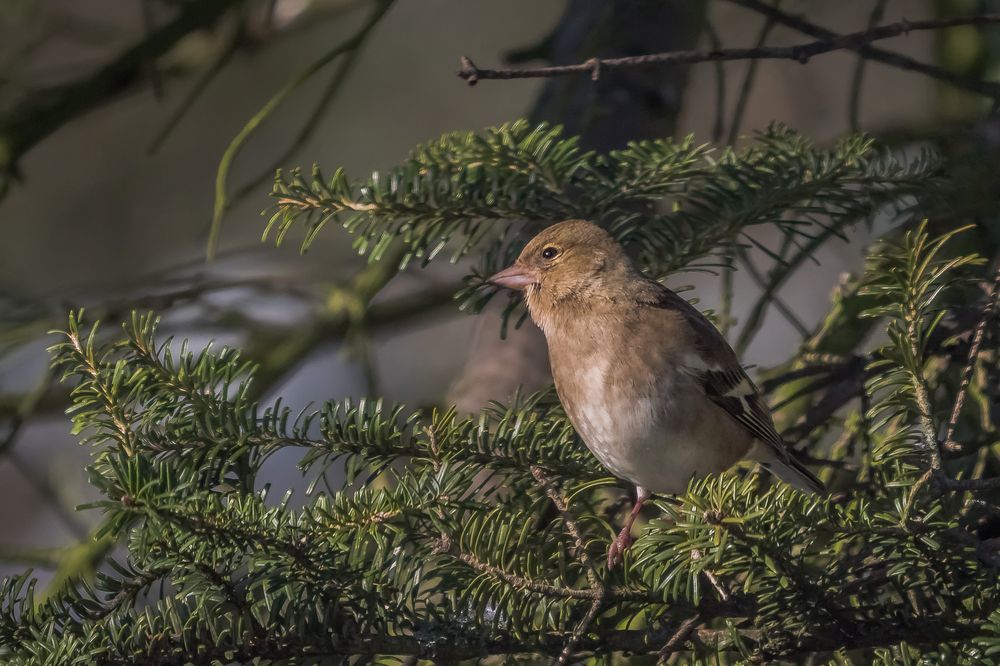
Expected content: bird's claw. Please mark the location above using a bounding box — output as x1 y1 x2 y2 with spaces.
607 527 634 568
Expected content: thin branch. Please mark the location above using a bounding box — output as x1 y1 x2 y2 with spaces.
139 0 166 100
941 476 1000 492
944 261 1000 451
457 13 1000 91
727 1 780 145
531 466 605 665
848 0 888 131
147 19 245 154
658 613 702 662
0 366 89 539
0 544 66 569
207 0 395 260
703 20 727 144
6 451 89 540
728 0 1000 100
231 13 376 204
903 262 1000 523
691 548 731 602
735 246 810 350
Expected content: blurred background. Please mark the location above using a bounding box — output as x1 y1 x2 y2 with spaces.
0 0 995 589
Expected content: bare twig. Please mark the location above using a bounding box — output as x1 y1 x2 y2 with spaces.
736 246 810 349
458 13 1000 91
703 20 727 144
148 19 246 154
658 613 702 662
727 1 780 145
727 0 1000 100
6 451 89 540
231 5 379 204
207 0 395 260
943 262 1000 452
941 476 1000 492
691 548 731 602
139 0 166 100
848 0 889 131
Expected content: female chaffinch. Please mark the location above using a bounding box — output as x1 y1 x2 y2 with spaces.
489 220 824 567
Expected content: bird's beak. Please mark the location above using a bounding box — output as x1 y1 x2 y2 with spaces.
488 263 538 290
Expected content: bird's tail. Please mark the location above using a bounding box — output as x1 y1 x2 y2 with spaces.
748 442 826 494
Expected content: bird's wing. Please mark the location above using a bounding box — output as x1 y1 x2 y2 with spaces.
638 283 825 493
639 285 789 456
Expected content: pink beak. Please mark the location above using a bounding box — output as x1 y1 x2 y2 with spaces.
488 263 538 290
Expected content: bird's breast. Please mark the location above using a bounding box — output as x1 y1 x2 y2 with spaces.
551 350 750 494
554 355 669 475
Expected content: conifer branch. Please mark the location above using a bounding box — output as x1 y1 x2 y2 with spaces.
531 466 606 664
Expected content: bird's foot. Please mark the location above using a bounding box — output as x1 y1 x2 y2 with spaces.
607 526 634 568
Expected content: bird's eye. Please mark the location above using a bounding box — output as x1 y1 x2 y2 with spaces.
541 246 559 260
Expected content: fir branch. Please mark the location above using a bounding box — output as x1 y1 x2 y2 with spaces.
269 120 942 328
531 466 605 665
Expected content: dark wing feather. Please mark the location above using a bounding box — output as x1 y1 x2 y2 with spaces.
699 366 787 451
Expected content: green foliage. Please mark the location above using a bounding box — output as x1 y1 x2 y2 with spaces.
267 121 942 318
3 123 1000 664
861 222 984 483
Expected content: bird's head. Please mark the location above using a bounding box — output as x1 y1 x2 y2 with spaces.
488 220 638 306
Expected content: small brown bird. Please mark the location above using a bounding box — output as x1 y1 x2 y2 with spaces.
489 220 824 567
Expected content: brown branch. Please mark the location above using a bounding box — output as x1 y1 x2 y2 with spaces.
658 614 702 662
458 13 1000 93
691 548 731 602
728 0 1000 100
941 476 1000 492
943 262 1000 452
530 466 605 665
438 535 750 625
902 262 1000 523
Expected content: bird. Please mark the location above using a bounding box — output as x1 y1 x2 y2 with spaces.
487 219 825 568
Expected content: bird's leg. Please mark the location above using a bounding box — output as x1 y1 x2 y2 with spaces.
607 486 650 568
